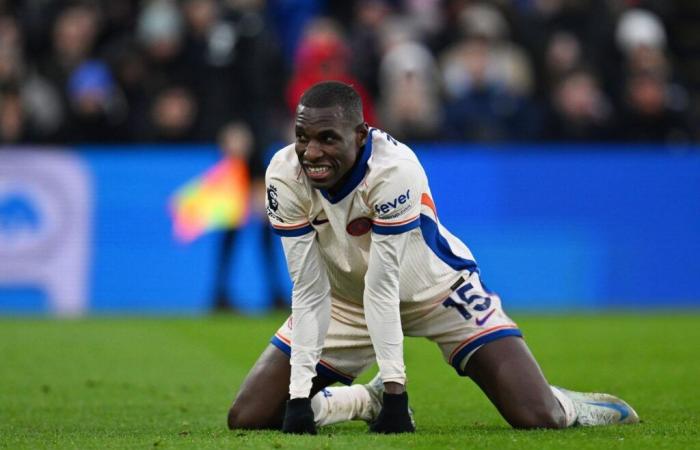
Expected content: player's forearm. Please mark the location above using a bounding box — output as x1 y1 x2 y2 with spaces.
281 235 331 399
364 288 405 385
288 303 330 398
364 233 408 385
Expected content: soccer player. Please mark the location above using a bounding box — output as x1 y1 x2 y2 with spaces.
227 81 639 434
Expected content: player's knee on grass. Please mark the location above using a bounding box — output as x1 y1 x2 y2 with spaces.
227 345 292 430
465 337 567 430
227 404 246 430
227 401 283 430
227 404 251 430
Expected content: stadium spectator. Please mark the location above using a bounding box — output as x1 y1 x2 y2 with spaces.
136 0 190 92
105 37 152 141
611 7 670 106
439 3 539 141
0 15 62 142
401 0 444 38
376 17 442 141
286 17 377 126
99 0 141 44
14 3 105 142
61 60 127 143
616 70 691 142
0 15 21 70
662 1 700 140
542 31 584 89
266 0 322 65
0 85 25 143
510 0 618 113
37 3 101 117
1 2 698 144
138 0 185 64
180 0 249 138
612 8 692 142
347 0 392 99
543 67 614 142
146 85 199 142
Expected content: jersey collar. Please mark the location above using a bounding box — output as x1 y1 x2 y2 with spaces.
319 128 374 204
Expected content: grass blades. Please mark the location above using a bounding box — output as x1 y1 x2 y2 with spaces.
0 313 698 449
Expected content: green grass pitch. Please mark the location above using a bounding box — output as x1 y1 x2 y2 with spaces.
1 313 698 449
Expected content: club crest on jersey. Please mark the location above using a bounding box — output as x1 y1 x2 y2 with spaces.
346 217 372 236
374 189 411 215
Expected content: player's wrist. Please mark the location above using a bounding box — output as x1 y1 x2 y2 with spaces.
383 381 406 395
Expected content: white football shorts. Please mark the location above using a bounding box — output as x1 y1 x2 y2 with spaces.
271 271 521 385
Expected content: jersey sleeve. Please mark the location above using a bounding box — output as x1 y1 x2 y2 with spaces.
364 231 410 384
265 158 331 399
281 232 331 399
363 158 426 385
367 158 425 235
265 167 313 237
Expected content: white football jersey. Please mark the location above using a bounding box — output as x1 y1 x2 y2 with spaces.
266 128 480 397
266 128 478 305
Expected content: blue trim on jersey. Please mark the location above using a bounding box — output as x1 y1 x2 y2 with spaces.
452 328 523 376
270 335 354 385
319 129 374 204
271 224 314 237
419 214 478 272
372 217 421 235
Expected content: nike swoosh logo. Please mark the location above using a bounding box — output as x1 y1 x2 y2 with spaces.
585 402 629 420
312 217 329 225
475 309 495 326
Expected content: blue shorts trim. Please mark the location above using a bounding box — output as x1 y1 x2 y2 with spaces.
451 328 523 376
270 335 354 385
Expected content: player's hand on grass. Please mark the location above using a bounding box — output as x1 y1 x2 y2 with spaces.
282 398 317 435
369 392 416 434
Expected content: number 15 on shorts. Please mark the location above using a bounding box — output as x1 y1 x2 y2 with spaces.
442 282 493 323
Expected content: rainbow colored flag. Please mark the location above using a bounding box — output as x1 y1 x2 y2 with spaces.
169 157 250 243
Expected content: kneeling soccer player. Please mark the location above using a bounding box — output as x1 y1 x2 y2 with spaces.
227 81 639 434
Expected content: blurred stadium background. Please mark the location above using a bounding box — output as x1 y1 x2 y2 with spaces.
1 0 699 315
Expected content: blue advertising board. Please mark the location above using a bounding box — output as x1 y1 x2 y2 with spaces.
1 144 699 314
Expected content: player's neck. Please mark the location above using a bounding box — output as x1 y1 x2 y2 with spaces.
326 144 366 197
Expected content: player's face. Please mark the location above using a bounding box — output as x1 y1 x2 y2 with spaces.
294 105 368 193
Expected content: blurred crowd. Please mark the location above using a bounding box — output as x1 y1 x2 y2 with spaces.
1 0 698 162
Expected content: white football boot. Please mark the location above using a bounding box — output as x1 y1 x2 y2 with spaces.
363 373 416 427
558 387 640 426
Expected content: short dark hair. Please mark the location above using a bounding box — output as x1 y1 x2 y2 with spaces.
299 81 363 123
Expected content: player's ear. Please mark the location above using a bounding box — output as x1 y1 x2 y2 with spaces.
355 122 369 148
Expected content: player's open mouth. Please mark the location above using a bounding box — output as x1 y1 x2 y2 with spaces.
304 165 332 181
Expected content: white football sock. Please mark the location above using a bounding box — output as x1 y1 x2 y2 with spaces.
550 386 578 427
310 385 373 426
